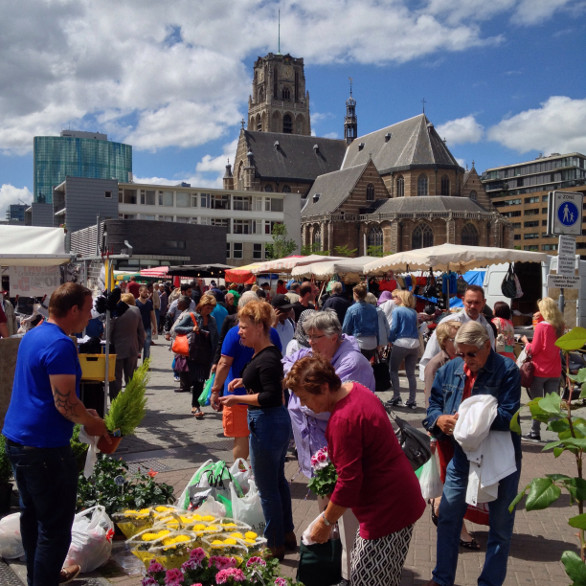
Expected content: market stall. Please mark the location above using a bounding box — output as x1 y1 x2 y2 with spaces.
291 255 380 283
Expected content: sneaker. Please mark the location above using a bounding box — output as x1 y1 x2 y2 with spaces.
173 375 180 382
522 432 541 442
405 402 417 410
385 397 403 408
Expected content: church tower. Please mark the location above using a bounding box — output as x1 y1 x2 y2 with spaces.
247 53 311 135
344 79 357 144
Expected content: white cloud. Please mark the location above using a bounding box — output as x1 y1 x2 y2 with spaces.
436 116 484 146
514 0 575 25
487 96 586 154
0 0 538 156
0 184 33 219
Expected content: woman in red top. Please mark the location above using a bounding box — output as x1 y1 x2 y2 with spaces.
285 355 425 586
521 297 564 441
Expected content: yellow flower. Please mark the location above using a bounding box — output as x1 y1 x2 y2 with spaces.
155 506 171 512
207 525 219 531
141 533 157 541
230 532 243 539
123 509 138 516
224 538 237 545
202 515 215 522
245 531 258 539
223 522 236 528
244 539 256 545
211 540 224 547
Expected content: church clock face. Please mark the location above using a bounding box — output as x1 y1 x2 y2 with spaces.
283 64 293 79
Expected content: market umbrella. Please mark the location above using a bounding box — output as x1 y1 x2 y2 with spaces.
168 263 233 278
292 256 381 283
225 263 264 285
363 243 549 275
139 266 169 278
251 255 344 274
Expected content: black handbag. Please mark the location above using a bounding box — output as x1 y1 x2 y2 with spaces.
297 538 342 586
501 263 517 298
373 350 391 392
387 409 432 471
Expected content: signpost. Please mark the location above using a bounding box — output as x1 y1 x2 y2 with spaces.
547 191 584 312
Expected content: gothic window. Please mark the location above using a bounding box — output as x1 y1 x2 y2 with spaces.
366 183 375 201
412 223 433 249
367 226 383 248
283 114 293 134
440 175 450 196
470 190 477 201
258 86 265 102
396 176 404 198
313 227 321 249
282 86 291 101
461 223 479 246
282 185 291 193
417 174 428 196
264 185 274 192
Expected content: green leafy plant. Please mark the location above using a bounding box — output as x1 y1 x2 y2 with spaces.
333 245 358 257
77 454 174 516
307 447 337 497
300 243 330 256
366 244 385 257
265 223 297 260
509 326 586 584
0 435 13 484
105 359 149 436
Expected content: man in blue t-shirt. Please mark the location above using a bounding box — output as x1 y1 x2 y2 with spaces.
2 283 109 585
210 324 281 461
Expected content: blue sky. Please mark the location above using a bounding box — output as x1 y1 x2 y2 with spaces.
1 0 585 218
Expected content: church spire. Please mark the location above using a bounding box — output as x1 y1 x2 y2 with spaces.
344 77 357 145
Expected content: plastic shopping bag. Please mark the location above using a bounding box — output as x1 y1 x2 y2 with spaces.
197 373 215 407
0 513 24 559
230 479 265 534
229 458 252 495
65 505 114 573
177 459 213 510
419 450 443 500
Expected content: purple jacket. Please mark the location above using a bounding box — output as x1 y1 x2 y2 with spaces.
283 335 375 478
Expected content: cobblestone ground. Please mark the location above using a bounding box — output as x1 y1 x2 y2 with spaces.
8 341 580 585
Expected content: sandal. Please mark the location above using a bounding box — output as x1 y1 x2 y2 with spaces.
194 409 205 419
429 500 439 527
459 538 480 550
59 564 81 584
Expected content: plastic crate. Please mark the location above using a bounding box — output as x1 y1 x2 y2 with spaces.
79 354 116 381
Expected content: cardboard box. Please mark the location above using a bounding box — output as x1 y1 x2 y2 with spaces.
80 354 116 381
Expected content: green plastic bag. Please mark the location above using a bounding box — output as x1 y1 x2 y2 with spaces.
198 373 215 406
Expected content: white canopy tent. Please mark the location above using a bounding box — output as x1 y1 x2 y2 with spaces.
363 243 549 275
251 254 346 275
0 225 72 266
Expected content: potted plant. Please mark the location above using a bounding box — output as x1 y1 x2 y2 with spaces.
98 359 149 453
0 435 14 515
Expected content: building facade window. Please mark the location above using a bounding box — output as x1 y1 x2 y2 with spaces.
396 176 404 197
175 192 190 207
440 175 450 196
158 191 173 206
232 196 252 211
366 183 375 201
200 193 210 208
253 243 263 259
313 227 321 249
233 220 252 234
211 194 230 209
265 198 283 212
233 243 243 258
282 87 290 101
461 223 479 246
417 174 428 196
367 226 383 248
469 190 477 200
282 185 291 193
283 114 293 133
141 190 156 205
412 223 433 249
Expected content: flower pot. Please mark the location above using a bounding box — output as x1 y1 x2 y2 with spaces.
97 434 122 454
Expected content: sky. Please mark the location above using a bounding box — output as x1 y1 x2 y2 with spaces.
1 0 586 218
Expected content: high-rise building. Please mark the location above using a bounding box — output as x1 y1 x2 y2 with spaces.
33 130 132 204
481 152 586 254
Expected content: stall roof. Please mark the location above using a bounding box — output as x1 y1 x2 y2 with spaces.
0 225 72 266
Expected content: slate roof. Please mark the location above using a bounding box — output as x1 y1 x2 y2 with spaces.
342 114 461 174
301 164 368 216
375 195 492 216
242 130 346 182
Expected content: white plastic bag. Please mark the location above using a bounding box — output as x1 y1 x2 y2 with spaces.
229 458 252 495
176 459 213 510
0 513 24 559
419 450 443 500
65 505 114 573
230 479 265 534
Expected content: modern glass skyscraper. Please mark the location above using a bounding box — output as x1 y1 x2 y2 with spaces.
34 130 132 203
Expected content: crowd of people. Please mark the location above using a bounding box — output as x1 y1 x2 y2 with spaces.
0 271 568 586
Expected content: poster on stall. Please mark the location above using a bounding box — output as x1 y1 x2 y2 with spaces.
8 265 62 297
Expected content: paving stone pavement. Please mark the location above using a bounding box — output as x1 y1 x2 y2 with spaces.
7 340 580 585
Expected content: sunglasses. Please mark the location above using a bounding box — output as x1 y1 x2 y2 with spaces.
456 351 478 358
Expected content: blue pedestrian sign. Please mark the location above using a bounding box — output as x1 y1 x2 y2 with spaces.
549 191 583 236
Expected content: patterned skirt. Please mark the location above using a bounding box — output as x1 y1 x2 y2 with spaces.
350 524 414 586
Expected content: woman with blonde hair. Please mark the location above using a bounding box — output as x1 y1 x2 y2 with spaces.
386 290 420 409
219 300 294 560
521 297 564 441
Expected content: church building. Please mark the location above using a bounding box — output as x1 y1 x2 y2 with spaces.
226 51 512 255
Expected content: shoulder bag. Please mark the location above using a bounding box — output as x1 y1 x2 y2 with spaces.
372 348 392 392
386 407 432 471
501 263 517 298
171 313 197 356
519 350 535 389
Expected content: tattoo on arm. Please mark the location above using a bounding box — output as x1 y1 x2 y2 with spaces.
52 385 82 422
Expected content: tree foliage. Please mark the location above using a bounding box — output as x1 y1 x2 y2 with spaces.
265 223 297 260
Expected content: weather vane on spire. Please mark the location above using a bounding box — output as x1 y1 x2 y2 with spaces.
422 98 427 114
277 9 281 54
349 77 353 96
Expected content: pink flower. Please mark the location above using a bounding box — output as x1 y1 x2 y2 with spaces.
189 547 207 563
274 579 288 586
141 578 157 586
147 560 165 574
164 568 184 585
246 556 267 568
210 555 237 570
216 568 246 584
316 450 327 463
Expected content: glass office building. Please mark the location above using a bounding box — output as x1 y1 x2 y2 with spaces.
34 131 132 203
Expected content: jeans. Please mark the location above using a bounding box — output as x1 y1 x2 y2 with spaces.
432 444 521 586
248 406 294 548
6 441 78 586
143 326 152 360
389 344 419 404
